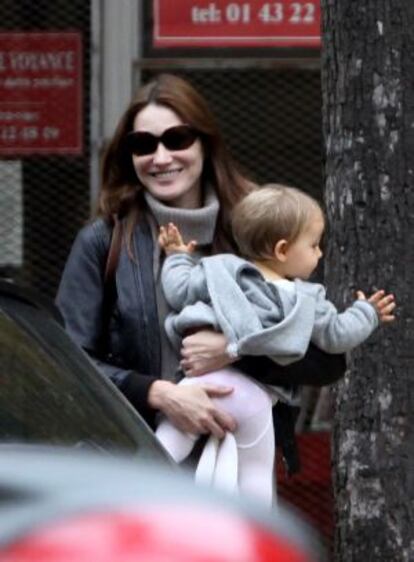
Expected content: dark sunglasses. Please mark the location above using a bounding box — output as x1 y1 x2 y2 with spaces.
125 125 199 156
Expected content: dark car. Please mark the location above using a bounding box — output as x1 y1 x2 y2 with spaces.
0 446 322 562
0 279 172 464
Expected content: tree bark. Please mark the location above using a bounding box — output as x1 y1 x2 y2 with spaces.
321 1 414 560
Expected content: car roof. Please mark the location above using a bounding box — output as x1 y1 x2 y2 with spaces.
0 279 63 324
0 279 176 467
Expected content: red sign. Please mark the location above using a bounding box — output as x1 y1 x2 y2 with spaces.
0 32 83 156
153 0 320 48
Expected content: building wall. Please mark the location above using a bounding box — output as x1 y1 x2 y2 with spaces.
0 0 323 299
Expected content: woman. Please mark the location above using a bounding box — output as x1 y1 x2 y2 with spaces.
56 74 345 469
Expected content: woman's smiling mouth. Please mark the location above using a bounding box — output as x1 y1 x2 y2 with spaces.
150 168 183 179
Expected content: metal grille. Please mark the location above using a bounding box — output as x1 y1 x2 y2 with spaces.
0 0 91 298
142 66 323 196
277 432 334 552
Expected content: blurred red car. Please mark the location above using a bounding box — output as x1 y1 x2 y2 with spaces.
0 447 323 562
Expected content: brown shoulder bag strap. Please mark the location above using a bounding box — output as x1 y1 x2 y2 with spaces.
104 214 123 283
100 215 123 355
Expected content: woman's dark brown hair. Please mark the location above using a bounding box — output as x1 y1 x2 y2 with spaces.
97 73 255 252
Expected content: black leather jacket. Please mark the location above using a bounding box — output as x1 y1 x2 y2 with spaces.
56 216 346 471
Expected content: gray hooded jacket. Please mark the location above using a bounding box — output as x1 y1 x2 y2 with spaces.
162 253 378 365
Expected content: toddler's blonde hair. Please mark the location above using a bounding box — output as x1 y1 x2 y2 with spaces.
231 183 323 260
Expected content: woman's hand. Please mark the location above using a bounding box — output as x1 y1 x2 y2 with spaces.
148 379 236 438
180 330 236 376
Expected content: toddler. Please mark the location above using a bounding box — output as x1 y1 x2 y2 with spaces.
156 184 395 505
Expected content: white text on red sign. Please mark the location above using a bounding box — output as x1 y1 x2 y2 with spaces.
191 2 317 25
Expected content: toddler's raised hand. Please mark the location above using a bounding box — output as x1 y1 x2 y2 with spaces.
158 222 197 255
357 289 396 324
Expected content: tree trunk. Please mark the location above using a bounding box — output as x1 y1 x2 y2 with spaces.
321 1 414 560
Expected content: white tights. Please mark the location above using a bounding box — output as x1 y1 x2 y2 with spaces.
155 368 276 506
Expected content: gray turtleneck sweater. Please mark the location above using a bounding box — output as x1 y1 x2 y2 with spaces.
143 188 219 380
